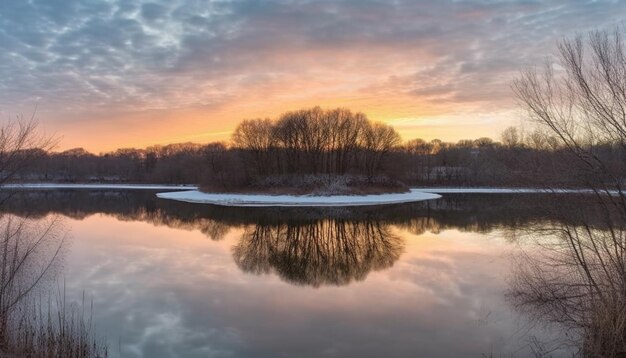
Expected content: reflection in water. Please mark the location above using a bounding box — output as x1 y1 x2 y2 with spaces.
0 190 613 356
234 219 402 287
0 190 615 289
0 190 610 235
507 206 626 356
1 190 597 289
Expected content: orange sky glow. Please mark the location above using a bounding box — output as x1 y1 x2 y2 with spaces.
1 1 623 153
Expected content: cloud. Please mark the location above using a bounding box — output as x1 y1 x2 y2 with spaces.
0 0 624 149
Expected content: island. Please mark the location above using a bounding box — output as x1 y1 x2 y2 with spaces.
156 189 441 207
157 107 441 207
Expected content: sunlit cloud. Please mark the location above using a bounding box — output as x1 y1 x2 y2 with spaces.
0 0 624 151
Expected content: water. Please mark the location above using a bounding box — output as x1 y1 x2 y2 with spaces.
1 190 584 357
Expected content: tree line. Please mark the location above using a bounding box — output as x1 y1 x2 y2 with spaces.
9 108 624 189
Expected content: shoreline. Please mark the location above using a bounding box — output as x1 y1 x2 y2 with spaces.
1 183 621 194
1 184 621 208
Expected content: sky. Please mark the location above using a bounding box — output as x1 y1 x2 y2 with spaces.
0 0 624 153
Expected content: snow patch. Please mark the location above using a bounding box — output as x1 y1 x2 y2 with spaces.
156 189 441 207
1 183 198 190
415 187 623 195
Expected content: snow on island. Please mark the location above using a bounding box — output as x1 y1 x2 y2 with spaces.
155 189 442 207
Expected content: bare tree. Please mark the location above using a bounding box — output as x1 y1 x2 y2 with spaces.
500 126 520 148
510 28 626 355
513 29 626 193
0 116 56 186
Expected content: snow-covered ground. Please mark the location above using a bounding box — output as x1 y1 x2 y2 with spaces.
2 184 619 195
415 187 622 195
2 184 621 207
1 183 198 190
156 189 442 207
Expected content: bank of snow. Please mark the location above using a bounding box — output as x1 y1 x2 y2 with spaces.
2 183 198 190
3 184 620 196
156 189 441 207
414 187 623 195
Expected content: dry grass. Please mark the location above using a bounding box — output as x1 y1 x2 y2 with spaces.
581 301 626 357
3 290 108 358
0 215 107 357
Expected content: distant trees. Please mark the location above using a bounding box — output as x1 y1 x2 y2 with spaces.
11 124 622 188
13 124 622 189
8 104 625 189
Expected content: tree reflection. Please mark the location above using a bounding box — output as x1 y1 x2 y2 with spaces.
1 190 613 238
507 211 626 356
233 219 403 287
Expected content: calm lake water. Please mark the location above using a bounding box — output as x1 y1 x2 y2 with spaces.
1 190 585 357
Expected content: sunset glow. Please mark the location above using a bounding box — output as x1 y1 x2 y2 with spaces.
1 1 624 152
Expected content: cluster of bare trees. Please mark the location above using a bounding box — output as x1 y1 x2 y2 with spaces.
232 107 401 178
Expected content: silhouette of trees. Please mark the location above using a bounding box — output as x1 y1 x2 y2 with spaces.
0 213 107 357
15 129 621 189
362 122 402 179
8 106 624 189
11 132 622 188
232 118 275 175
231 107 401 179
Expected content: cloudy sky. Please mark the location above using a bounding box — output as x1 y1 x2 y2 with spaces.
0 0 624 152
